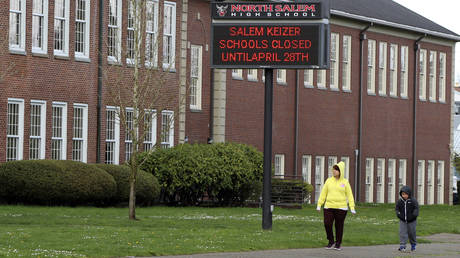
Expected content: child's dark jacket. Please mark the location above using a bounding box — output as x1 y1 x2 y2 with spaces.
395 185 419 223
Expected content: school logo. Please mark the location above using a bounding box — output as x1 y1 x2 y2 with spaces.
340 184 345 187
216 5 228 17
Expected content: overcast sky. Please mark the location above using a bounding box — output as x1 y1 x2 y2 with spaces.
394 0 460 84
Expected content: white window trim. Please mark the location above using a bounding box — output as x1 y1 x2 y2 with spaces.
54 0 70 57
7 98 24 161
304 69 313 88
30 100 47 159
367 40 376 94
105 106 120 164
389 44 398 97
302 155 312 203
437 160 444 204
400 46 409 98
274 154 285 179
143 109 157 151
9 0 27 53
376 158 385 203
161 110 174 148
342 35 351 92
398 159 407 189
438 52 446 103
75 0 91 60
247 69 258 82
73 103 88 163
365 158 374 203
315 156 325 203
378 42 387 96
427 160 435 204
340 156 350 180
387 158 396 203
108 0 122 63
52 101 68 160
232 69 243 80
419 49 427 101
277 69 286 85
327 156 337 178
162 1 176 70
317 70 326 89
417 160 425 204
32 0 49 54
190 44 203 110
145 0 159 67
428 51 437 102
330 33 339 91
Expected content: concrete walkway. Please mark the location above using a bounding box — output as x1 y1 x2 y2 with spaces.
146 233 460 258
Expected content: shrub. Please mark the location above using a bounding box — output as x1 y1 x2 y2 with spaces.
0 160 116 206
141 143 263 206
93 164 160 205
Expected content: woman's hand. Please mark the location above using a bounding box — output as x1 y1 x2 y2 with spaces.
351 209 356 214
316 207 321 212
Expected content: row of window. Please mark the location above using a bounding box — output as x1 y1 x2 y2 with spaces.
231 34 447 104
3 99 175 163
9 0 177 68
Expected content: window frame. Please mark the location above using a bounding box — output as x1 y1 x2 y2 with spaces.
317 70 326 89
105 106 120 164
365 158 374 203
398 159 407 190
72 103 88 163
367 40 376 94
438 52 446 103
162 1 176 70
340 156 350 180
29 100 47 160
274 154 285 179
437 160 444 204
6 98 25 161
161 110 174 148
387 158 396 203
145 0 159 67
314 156 325 203
190 44 203 110
9 0 27 53
417 160 425 204
303 69 313 88
428 51 437 102
108 0 122 63
51 102 67 160
376 158 385 203
32 0 49 54
143 109 157 151
419 49 427 101
400 46 409 98
329 32 339 91
75 0 91 60
378 42 387 96
342 35 351 92
247 69 258 82
389 44 398 97
232 69 243 80
54 0 70 57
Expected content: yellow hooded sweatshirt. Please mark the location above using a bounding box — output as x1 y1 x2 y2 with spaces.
316 161 355 211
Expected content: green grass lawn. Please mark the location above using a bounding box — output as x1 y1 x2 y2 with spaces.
0 204 459 257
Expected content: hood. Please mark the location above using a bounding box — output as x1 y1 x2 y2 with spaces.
399 185 412 197
334 161 345 180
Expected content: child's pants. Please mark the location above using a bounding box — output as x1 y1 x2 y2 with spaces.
399 220 417 246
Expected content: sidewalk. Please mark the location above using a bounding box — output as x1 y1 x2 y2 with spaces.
147 233 460 258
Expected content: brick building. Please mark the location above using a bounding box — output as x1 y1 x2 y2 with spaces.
1 0 459 204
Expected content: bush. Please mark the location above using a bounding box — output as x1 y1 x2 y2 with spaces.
141 143 263 206
93 164 160 205
0 160 116 206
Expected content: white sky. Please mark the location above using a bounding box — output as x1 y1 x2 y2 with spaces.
394 0 460 84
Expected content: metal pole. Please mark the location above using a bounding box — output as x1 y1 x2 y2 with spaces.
262 68 273 230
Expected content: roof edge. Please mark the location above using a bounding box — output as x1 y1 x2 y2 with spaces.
331 9 460 42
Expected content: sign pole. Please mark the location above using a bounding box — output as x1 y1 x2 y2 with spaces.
262 68 273 230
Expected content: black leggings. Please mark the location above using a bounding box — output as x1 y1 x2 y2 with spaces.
323 208 348 245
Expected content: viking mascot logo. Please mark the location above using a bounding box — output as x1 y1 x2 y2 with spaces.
216 5 228 17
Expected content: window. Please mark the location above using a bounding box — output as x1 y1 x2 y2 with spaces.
125 108 134 161
105 107 120 164
427 160 435 204
378 42 387 96
143 110 157 151
314 156 325 203
108 0 122 62
367 40 376 94
274 154 285 179
51 102 67 160
389 44 398 97
419 49 427 100
145 0 159 67
190 45 202 110
376 158 385 203
75 0 90 59
54 0 70 56
161 110 174 148
317 70 326 88
327 156 337 178
261 69 265 82
398 159 407 190
304 70 313 87
340 156 350 180
29 101 46 160
400 46 409 98
429 51 437 102
342 35 351 91
247 69 258 81
302 155 312 203
32 0 48 54
365 158 374 203
277 69 286 84
163 1 176 70
417 160 425 204
126 0 138 64
232 69 243 79
9 0 26 52
6 99 24 161
330 33 339 90
387 159 396 203
437 160 444 204
72 104 88 162
439 52 446 102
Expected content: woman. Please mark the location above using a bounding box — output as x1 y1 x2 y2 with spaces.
316 161 355 251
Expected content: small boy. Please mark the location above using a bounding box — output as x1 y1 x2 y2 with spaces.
395 185 419 252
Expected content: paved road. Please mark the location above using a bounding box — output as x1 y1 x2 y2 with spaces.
142 233 460 258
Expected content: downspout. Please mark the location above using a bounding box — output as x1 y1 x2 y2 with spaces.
294 69 299 177
209 68 214 143
96 0 104 163
412 34 426 193
357 23 372 202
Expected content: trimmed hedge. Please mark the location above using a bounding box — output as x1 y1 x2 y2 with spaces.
93 164 160 205
0 160 116 206
141 143 263 206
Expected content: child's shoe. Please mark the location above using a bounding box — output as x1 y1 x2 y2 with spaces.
398 245 406 252
411 244 416 252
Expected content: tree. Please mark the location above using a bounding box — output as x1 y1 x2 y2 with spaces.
103 0 187 219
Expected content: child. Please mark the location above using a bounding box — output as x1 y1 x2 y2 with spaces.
395 185 419 252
